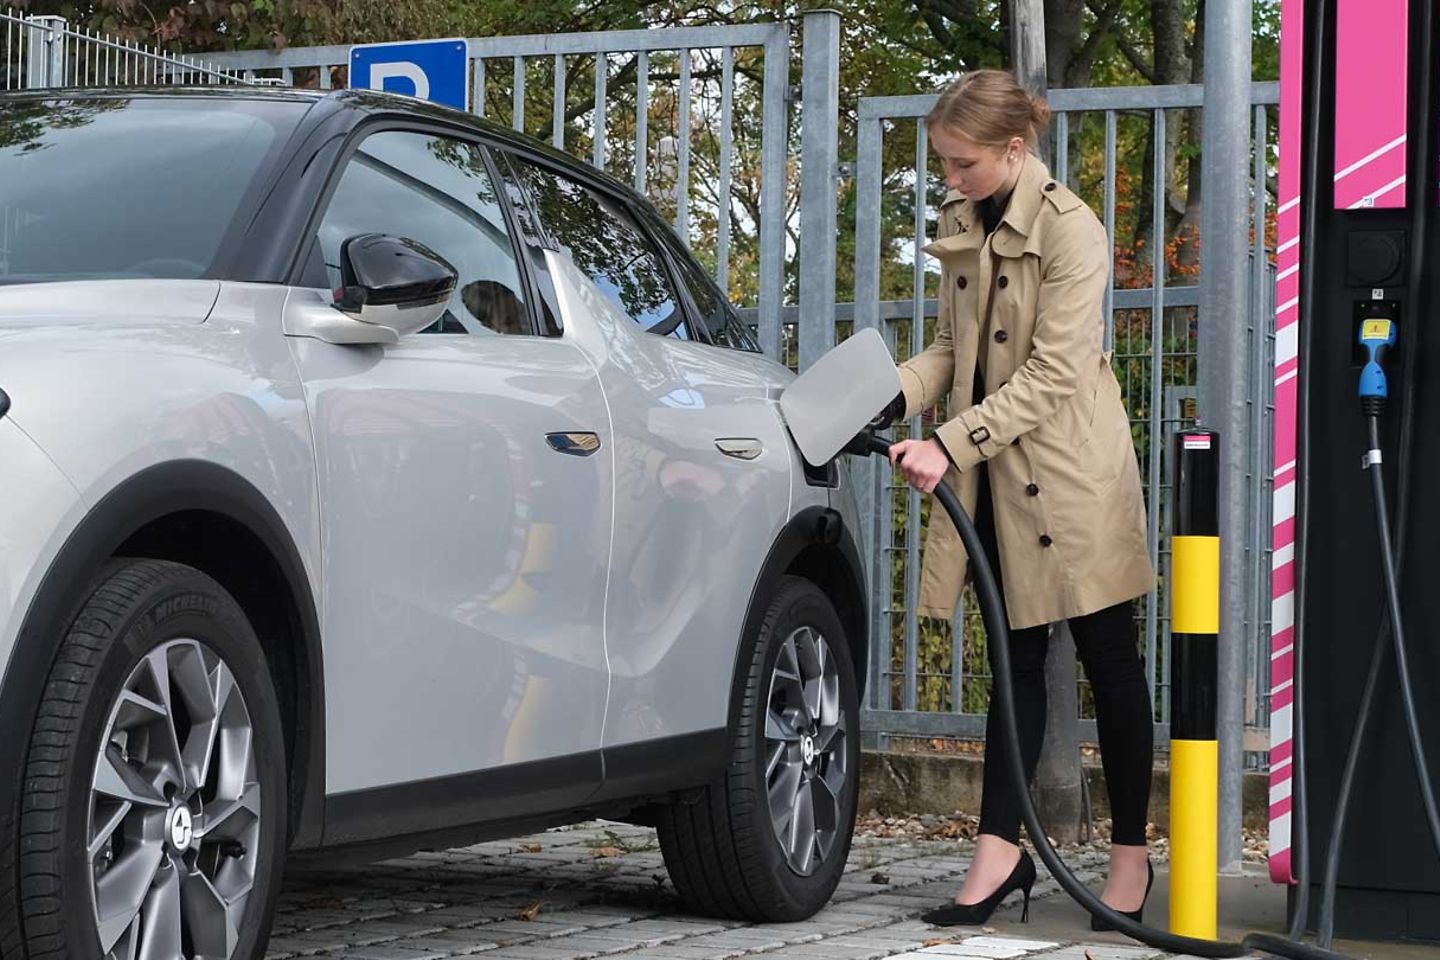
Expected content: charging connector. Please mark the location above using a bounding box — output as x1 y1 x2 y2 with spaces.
1357 314 1396 418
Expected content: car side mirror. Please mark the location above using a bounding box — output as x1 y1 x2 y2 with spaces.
334 234 457 338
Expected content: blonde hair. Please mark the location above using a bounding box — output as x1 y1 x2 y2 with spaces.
926 69 1052 152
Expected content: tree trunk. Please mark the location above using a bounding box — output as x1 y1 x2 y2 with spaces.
1134 0 1194 279
1011 0 1084 846
1043 0 1086 87
1174 0 1207 280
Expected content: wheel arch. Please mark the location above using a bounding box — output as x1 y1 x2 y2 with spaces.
0 460 326 857
726 507 869 752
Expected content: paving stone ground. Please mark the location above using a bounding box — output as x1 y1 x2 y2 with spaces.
267 821 1163 960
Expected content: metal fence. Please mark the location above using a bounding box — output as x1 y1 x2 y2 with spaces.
5 10 1283 761
199 21 793 356
852 83 1280 759
2 9 247 90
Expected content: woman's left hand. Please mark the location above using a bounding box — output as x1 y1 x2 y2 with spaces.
889 438 952 493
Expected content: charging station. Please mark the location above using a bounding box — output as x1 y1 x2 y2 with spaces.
1270 0 1440 942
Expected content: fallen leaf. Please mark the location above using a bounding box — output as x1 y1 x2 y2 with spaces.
518 901 544 921
592 845 626 858
870 872 891 884
518 843 542 853
982 925 997 934
923 938 956 948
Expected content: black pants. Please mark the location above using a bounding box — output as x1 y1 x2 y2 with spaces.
971 464 1154 846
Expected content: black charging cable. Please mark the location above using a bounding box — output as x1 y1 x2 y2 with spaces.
845 430 1354 960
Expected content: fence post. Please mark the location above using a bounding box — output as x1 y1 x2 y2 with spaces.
1170 428 1220 938
25 15 66 89
757 26 789 361
1198 0 1253 874
797 8 840 371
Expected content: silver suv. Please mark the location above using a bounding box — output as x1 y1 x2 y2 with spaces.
0 88 867 960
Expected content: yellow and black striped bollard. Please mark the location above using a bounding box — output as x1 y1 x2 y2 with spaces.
1169 428 1219 938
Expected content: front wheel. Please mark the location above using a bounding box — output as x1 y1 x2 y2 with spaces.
657 575 859 921
10 559 288 960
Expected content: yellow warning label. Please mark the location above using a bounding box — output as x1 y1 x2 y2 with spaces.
1362 318 1393 340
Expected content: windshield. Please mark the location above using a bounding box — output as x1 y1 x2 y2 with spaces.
0 96 308 285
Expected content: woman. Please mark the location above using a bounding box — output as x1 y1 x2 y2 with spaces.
885 70 1157 929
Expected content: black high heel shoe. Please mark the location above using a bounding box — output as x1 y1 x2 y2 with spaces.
1090 859 1154 931
922 850 1037 926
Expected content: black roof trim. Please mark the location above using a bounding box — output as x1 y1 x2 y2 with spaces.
0 85 644 203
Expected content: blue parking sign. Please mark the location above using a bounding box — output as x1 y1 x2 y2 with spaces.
350 38 470 112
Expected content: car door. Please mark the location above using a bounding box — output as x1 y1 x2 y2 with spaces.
289 128 612 832
498 153 794 771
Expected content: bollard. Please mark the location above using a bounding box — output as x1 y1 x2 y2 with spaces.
1170 428 1220 938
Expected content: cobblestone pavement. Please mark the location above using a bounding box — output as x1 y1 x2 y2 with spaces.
267 822 1164 960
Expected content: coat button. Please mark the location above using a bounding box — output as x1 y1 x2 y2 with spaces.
993 329 1008 344
1026 483 1040 496
957 275 968 290
997 275 1009 289
1039 534 1053 547
1045 181 1057 192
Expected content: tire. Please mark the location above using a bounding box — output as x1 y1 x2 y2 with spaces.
657 575 860 922
9 559 288 960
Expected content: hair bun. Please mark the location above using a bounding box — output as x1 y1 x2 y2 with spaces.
1028 93 1053 133
926 69 1052 151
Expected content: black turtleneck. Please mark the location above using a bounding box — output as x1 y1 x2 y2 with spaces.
976 186 1014 237
971 183 1015 407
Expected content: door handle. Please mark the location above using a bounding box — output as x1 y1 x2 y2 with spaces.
546 432 602 456
715 438 763 461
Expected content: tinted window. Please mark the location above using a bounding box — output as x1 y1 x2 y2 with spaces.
651 224 761 353
507 159 687 338
0 96 304 284
315 131 529 335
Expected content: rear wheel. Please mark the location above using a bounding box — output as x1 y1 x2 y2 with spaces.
657 575 859 921
12 559 288 960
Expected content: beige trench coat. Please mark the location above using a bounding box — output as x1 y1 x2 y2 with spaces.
897 153 1154 630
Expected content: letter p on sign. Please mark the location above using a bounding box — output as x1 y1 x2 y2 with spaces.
370 61 429 100
349 39 469 112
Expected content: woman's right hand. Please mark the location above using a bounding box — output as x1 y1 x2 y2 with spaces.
889 438 952 493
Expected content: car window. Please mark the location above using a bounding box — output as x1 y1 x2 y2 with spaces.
0 96 305 285
505 158 690 339
314 130 529 336
647 219 762 353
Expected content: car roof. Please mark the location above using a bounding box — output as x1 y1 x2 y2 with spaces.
1 85 651 211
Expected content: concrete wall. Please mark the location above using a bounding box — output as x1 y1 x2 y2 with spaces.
859 751 1270 834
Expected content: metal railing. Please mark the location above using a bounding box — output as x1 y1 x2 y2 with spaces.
2 9 249 90
2 7 28 90
850 83 1281 756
